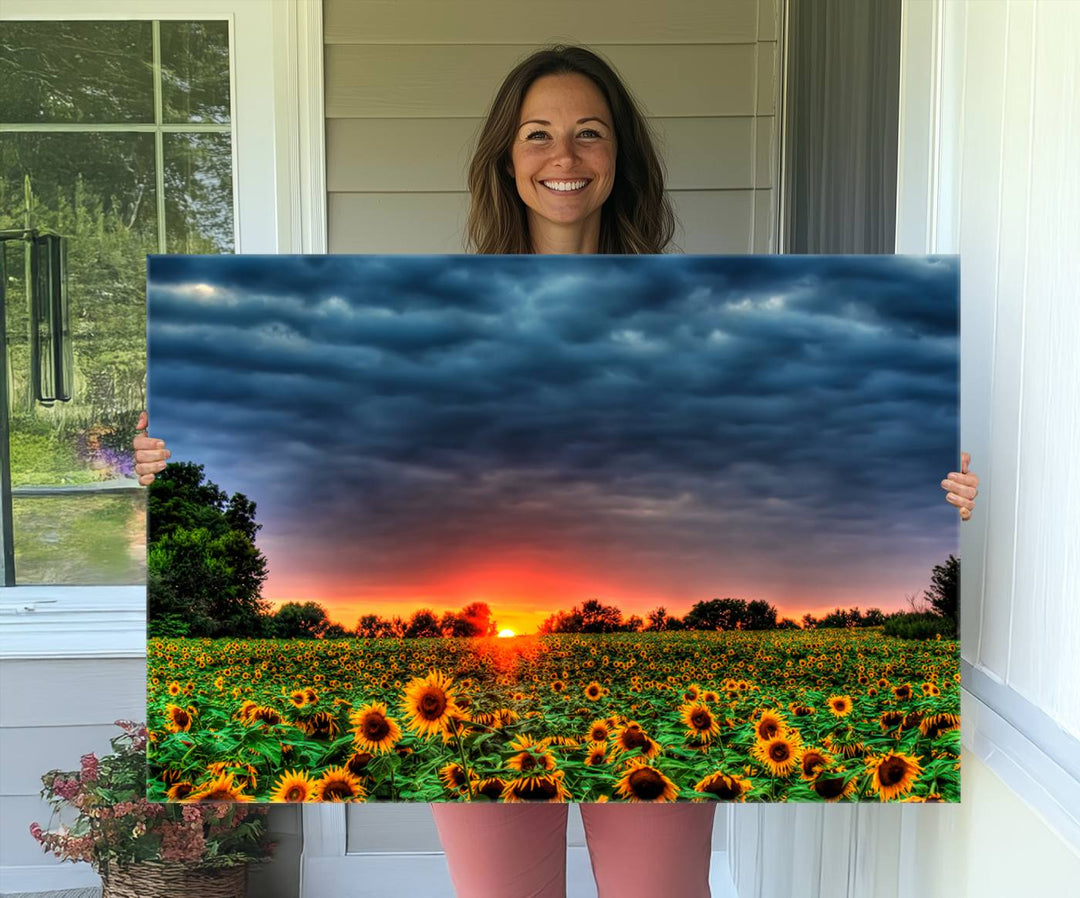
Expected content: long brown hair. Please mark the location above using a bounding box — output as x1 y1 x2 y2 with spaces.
466 45 676 255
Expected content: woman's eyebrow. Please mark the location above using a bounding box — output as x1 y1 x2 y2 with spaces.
518 117 611 128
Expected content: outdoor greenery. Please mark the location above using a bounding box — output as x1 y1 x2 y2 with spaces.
2 19 233 584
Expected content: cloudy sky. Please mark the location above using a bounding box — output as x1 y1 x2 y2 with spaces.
147 254 959 634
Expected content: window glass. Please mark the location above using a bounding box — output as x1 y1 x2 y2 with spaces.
160 20 231 124
1 20 234 585
0 21 155 124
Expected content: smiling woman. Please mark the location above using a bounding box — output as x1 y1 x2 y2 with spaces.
508 73 617 253
465 45 674 256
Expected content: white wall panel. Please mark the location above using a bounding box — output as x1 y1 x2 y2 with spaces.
1005 0 1080 731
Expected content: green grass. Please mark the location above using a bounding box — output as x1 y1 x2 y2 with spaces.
12 493 145 584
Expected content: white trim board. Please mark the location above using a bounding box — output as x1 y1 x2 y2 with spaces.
0 587 145 660
961 683 1080 854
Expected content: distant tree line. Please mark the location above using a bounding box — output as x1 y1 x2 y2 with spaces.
147 462 958 641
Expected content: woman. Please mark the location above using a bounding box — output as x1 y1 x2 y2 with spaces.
135 45 979 898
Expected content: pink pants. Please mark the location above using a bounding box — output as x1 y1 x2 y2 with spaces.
430 802 716 898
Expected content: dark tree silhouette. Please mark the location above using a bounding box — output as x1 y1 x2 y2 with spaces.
924 554 959 627
274 601 329 639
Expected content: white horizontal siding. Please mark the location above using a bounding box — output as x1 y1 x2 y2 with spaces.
326 117 771 192
328 189 760 254
326 44 765 118
324 0 761 45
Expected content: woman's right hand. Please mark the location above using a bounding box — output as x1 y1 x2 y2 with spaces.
133 411 170 486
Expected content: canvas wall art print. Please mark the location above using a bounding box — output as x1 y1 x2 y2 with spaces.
145 254 960 804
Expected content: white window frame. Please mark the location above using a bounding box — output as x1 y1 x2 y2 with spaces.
895 0 1080 852
0 0 326 660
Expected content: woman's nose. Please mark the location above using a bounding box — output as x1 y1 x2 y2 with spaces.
548 134 580 165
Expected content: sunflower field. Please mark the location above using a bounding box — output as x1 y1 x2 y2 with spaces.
146 629 960 804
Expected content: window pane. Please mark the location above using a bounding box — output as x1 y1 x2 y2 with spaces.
0 22 154 124
160 20 232 124
12 493 146 585
2 131 153 506
164 132 235 253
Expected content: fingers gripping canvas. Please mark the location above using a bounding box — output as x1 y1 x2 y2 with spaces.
145 254 960 804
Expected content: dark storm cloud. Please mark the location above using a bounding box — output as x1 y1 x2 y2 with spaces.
147 254 958 605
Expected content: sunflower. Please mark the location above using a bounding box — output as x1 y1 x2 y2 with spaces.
350 701 402 754
587 720 611 743
892 683 912 701
611 721 661 759
297 711 339 740
826 695 853 718
866 751 923 801
313 766 367 802
583 681 604 701
184 772 255 802
680 702 721 743
919 712 960 739
614 758 679 803
402 670 461 738
251 706 284 726
288 690 308 709
165 704 193 733
304 687 319 704
694 771 751 801
270 770 315 802
584 742 608 766
812 772 856 801
506 735 557 772
167 681 182 697
501 771 572 803
751 733 803 777
475 776 508 801
822 725 866 758
471 711 500 728
879 710 904 732
166 781 194 801
900 712 924 732
346 751 374 778
753 710 786 741
438 762 476 793
551 680 567 693
497 708 520 726
798 748 834 780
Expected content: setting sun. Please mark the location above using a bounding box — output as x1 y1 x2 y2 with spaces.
497 629 516 638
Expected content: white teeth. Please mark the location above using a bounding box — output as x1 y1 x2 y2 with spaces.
542 179 588 191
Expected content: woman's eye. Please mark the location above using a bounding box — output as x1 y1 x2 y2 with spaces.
525 130 549 140
579 129 601 138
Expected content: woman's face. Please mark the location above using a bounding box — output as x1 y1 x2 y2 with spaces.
509 73 617 245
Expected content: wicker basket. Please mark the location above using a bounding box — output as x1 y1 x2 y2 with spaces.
101 861 247 898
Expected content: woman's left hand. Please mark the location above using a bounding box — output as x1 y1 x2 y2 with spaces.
942 452 979 521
